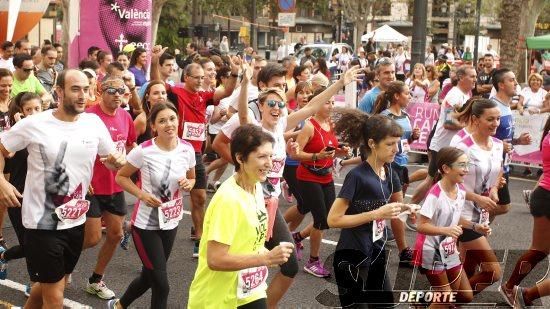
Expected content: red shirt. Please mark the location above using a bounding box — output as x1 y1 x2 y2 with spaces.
296 118 338 184
86 104 136 195
168 85 216 152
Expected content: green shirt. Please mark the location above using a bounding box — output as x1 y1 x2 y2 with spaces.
11 74 45 97
462 51 473 61
188 175 268 308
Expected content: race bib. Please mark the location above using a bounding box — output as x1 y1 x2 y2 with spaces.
53 199 90 223
158 198 184 229
115 140 126 154
401 139 411 153
182 122 206 141
439 237 457 265
268 158 286 178
479 208 490 225
372 219 385 242
237 266 268 299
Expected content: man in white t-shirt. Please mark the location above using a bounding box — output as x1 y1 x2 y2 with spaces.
0 69 125 308
411 65 476 204
0 41 14 71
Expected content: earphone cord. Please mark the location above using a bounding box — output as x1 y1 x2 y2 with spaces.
371 151 393 265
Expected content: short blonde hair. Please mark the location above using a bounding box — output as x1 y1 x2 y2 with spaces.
528 73 543 86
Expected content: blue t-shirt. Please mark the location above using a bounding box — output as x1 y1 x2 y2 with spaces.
336 162 401 256
285 120 305 167
380 109 412 166
492 97 514 174
358 86 381 114
129 66 147 87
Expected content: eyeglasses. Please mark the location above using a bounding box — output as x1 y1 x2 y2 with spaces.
265 100 286 108
22 68 33 73
104 87 126 95
451 162 470 169
188 75 205 80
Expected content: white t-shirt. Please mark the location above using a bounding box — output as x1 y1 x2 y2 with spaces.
207 97 231 135
455 135 503 222
0 57 14 71
1 110 115 230
429 87 470 152
416 182 465 271
520 87 547 109
394 53 407 74
449 127 471 147
406 78 429 104
221 114 287 198
128 138 196 230
229 84 260 112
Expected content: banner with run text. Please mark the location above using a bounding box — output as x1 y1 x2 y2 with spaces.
406 102 440 152
68 0 152 68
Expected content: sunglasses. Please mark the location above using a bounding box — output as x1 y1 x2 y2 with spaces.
104 87 126 95
265 100 286 108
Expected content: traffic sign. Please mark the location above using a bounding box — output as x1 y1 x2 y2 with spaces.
278 13 296 27
278 0 296 12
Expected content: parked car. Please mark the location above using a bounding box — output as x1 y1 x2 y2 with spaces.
294 43 354 68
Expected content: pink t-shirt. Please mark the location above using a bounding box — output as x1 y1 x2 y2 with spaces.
87 104 136 195
540 134 550 191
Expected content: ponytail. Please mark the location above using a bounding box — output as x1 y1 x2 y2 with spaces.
372 81 406 115
455 98 497 123
333 107 370 148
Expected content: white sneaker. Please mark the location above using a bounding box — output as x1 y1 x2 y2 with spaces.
85 280 115 300
333 158 344 178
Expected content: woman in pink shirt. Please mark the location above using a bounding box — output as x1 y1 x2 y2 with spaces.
500 116 550 307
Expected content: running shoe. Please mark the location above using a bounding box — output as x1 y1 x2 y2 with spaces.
24 284 31 297
499 284 514 307
513 285 527 309
193 240 200 258
303 259 331 278
120 221 131 251
85 280 116 300
282 180 293 203
206 182 216 193
0 245 6 280
333 157 344 178
107 298 120 309
294 241 303 261
522 190 532 206
399 247 414 268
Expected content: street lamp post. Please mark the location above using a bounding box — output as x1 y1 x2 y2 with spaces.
411 0 428 66
473 0 482 65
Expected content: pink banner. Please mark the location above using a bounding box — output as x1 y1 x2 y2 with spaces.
406 102 440 152
68 0 152 68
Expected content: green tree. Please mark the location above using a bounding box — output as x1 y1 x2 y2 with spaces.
155 0 190 48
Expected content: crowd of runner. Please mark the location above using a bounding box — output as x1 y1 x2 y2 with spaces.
0 38 549 308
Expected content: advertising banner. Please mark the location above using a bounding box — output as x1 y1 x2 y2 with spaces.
68 0 152 68
405 102 440 152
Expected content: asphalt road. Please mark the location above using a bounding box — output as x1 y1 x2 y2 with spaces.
0 163 547 308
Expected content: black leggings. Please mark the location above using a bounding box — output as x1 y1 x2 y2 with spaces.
297 180 335 230
237 298 267 309
264 208 299 278
119 226 178 309
4 207 26 261
334 247 394 308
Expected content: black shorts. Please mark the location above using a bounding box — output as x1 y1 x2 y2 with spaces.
282 165 304 211
86 191 127 218
297 180 336 230
25 225 84 283
391 162 409 185
497 174 511 205
193 152 207 190
530 186 550 218
457 228 483 243
428 150 439 178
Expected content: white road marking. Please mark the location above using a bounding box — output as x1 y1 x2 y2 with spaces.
0 279 92 308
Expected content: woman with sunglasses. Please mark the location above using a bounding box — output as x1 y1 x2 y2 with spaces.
454 99 503 295
216 61 363 307
425 64 440 104
290 87 350 278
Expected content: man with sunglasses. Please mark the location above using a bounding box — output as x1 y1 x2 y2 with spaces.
11 53 52 108
82 76 136 300
358 57 396 114
150 45 240 258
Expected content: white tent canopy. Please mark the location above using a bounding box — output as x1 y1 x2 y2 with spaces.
361 24 408 43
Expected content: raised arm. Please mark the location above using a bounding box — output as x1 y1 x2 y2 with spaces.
286 65 363 130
